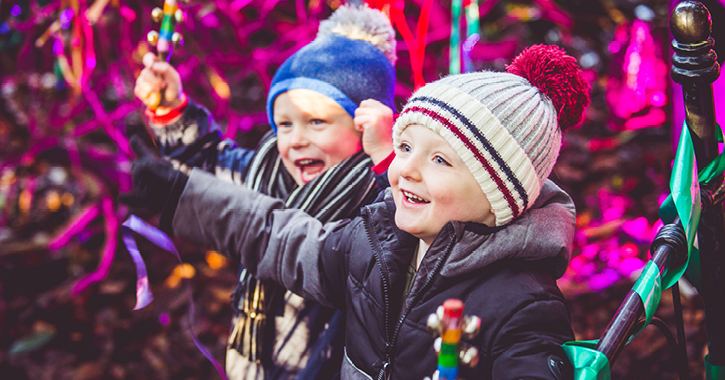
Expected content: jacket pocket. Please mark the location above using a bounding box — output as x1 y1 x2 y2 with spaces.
342 347 373 380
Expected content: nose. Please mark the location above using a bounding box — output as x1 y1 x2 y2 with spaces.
288 125 309 149
398 153 423 182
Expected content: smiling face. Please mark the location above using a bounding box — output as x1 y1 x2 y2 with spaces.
388 125 496 245
274 89 362 185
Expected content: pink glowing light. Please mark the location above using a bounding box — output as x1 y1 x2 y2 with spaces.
119 5 137 22
650 91 666 107
606 19 668 129
52 38 64 55
618 257 646 278
608 41 621 54
159 313 171 326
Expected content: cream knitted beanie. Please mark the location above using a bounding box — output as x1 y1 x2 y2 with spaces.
393 45 590 226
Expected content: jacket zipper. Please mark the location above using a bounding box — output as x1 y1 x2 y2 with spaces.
366 215 457 380
385 234 455 379
362 209 393 380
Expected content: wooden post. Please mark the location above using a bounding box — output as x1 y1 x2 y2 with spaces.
671 0 725 367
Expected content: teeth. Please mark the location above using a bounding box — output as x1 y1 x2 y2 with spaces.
297 159 316 166
403 190 427 203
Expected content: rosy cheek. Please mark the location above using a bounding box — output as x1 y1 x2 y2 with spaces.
276 141 290 160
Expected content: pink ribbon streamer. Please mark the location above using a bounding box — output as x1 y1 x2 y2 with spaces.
48 204 100 250
71 197 117 295
121 215 229 380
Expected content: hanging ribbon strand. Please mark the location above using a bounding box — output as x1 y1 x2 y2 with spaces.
367 0 433 90
122 215 230 380
450 0 480 75
462 0 480 74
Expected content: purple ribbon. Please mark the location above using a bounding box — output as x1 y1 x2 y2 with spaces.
121 215 229 380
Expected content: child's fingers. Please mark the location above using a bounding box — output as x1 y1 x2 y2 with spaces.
356 102 393 120
139 68 165 86
355 107 374 117
134 78 162 96
354 119 366 132
151 61 173 75
150 62 182 95
355 107 384 121
354 115 374 131
142 52 158 68
359 98 384 108
134 80 163 104
356 100 383 114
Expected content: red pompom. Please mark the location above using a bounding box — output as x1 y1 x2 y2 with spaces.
506 45 590 131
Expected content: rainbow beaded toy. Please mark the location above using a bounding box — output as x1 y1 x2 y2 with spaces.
426 299 481 380
146 0 185 110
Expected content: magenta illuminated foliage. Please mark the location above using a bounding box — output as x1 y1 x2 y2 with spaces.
0 0 705 379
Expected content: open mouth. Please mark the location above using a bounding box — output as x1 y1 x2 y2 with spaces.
295 158 326 183
402 190 430 204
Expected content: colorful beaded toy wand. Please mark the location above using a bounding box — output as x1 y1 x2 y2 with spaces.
146 0 185 110
425 299 482 380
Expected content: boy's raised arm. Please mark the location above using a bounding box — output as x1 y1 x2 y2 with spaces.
170 169 351 310
133 53 257 184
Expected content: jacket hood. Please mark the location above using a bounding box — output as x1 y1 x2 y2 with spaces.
377 179 575 279
444 179 575 279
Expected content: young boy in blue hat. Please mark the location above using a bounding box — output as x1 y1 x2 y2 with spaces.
123 44 590 380
129 4 398 380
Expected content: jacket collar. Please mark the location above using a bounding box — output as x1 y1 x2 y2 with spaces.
363 180 576 280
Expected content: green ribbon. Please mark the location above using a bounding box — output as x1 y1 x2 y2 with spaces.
706 355 725 380
450 0 481 74
662 123 725 380
659 121 702 289
562 341 611 380
631 261 661 331
561 261 659 380
449 0 462 75
465 1 479 42
462 0 479 73
562 121 725 380
659 122 725 290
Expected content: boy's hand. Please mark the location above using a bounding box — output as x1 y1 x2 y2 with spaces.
119 136 187 218
134 52 184 110
355 99 394 165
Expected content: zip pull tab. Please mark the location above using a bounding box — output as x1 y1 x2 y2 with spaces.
383 360 392 380
377 359 391 380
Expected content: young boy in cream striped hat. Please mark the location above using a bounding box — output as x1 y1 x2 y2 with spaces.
392 44 589 230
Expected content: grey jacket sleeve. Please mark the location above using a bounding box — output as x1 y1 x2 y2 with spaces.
171 169 351 309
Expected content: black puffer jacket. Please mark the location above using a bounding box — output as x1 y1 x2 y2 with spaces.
172 169 576 380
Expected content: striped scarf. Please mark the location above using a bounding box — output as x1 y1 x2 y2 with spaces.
229 131 377 376
245 131 377 222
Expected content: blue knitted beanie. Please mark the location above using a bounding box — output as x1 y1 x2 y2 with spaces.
266 5 397 132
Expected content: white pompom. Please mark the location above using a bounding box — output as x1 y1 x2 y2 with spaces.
317 4 397 65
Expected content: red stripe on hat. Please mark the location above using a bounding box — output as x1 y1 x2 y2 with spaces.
402 106 521 218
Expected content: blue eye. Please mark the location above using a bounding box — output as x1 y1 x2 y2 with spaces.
398 143 412 153
311 119 325 125
434 156 450 166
